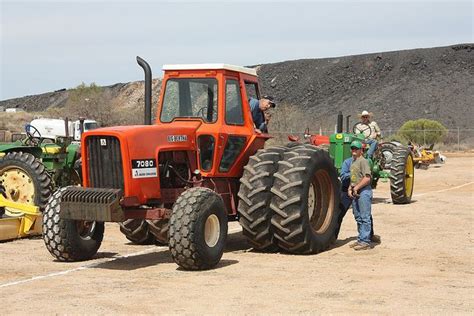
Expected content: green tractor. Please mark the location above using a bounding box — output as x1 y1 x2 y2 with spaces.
0 121 83 240
290 112 414 204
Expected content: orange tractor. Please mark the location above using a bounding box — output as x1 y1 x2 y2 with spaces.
42 58 341 270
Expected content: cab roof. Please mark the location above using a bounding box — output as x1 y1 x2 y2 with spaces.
162 64 257 76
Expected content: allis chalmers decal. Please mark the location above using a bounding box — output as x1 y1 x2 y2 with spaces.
131 159 157 178
167 135 187 142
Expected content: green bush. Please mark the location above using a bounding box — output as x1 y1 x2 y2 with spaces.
398 119 447 145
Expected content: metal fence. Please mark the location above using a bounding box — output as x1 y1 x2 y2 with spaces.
0 128 472 151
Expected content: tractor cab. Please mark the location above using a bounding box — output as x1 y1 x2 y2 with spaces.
158 64 270 177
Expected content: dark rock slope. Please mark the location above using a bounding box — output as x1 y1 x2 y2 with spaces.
1 44 472 130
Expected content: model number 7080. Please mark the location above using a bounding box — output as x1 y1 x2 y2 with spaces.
132 159 155 169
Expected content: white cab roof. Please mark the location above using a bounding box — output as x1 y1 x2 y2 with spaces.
163 64 257 76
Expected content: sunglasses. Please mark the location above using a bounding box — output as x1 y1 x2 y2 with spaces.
362 116 369 118
351 147 360 150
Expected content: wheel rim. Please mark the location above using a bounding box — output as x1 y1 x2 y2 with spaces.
308 169 335 234
76 221 96 240
0 166 35 215
382 150 393 169
405 154 414 197
204 214 220 247
307 183 316 220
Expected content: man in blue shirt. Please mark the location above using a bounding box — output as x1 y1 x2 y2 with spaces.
249 95 275 133
337 141 380 247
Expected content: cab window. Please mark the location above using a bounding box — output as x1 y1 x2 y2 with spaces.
161 78 218 123
198 135 215 171
219 136 246 172
225 79 244 125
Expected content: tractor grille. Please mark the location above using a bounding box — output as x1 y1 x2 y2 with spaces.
86 136 124 190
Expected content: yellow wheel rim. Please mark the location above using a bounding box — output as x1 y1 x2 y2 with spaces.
0 167 35 215
405 154 414 198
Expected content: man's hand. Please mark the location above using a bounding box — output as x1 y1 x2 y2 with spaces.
255 128 262 134
348 186 359 199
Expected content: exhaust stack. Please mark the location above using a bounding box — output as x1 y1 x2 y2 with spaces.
336 111 343 133
136 56 152 125
346 115 351 133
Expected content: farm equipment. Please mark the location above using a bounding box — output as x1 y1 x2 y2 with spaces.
0 186 41 240
289 112 414 204
0 119 87 241
409 142 446 169
42 57 342 270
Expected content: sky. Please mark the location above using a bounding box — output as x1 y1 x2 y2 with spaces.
0 0 472 100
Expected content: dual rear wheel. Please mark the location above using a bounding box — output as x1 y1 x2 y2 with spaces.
238 144 341 254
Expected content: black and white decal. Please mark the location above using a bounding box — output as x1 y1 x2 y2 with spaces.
131 159 157 178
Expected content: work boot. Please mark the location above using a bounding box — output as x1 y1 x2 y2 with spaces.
353 242 371 251
349 241 359 248
371 234 381 244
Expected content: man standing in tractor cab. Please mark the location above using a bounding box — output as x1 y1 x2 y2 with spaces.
249 95 276 133
358 110 381 159
347 140 375 250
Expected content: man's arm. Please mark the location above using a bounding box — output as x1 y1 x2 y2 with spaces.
340 159 351 182
249 98 263 133
372 121 381 137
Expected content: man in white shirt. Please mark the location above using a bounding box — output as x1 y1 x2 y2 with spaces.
355 110 381 159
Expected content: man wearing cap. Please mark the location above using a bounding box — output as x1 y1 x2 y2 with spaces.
337 153 380 244
249 96 276 133
355 110 381 159
347 140 374 250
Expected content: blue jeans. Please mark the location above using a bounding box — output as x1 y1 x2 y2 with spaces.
336 190 374 240
365 139 378 158
352 188 373 244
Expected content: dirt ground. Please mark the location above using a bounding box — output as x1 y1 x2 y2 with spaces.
1 154 473 314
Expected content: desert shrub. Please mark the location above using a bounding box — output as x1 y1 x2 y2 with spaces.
398 119 447 145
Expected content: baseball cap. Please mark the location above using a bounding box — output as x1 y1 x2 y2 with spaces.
350 140 362 149
263 95 276 108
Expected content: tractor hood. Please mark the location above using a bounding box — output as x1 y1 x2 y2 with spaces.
81 121 202 202
83 121 202 154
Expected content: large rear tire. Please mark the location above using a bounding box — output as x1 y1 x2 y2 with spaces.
43 188 104 261
378 142 401 170
237 146 285 251
119 219 155 245
390 148 414 204
0 152 52 212
169 187 228 270
270 145 341 254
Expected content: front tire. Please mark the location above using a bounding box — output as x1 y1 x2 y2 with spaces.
169 187 228 270
270 145 341 254
43 188 104 261
390 148 414 204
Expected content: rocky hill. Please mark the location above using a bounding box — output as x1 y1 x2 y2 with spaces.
1 44 472 131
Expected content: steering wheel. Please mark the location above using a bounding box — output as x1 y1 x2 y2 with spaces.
352 122 373 139
196 106 208 120
25 124 43 146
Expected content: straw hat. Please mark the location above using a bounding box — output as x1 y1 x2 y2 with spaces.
358 110 373 118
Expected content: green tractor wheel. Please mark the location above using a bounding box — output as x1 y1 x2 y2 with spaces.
0 152 52 213
390 148 415 204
